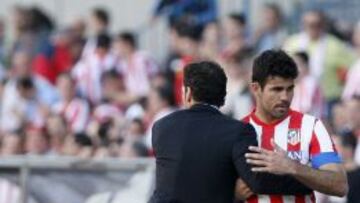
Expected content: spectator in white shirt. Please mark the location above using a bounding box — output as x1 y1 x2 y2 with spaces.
113 32 159 98
342 21 360 100
82 8 110 58
144 84 176 148
291 51 324 118
52 73 90 133
72 34 116 104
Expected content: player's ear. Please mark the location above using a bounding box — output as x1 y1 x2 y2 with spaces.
250 82 261 96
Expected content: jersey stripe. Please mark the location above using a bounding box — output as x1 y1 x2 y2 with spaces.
270 195 284 203
243 115 251 123
313 120 334 152
274 117 291 150
300 115 316 165
247 195 259 203
294 195 306 203
261 125 275 150
258 195 270 203
309 132 321 156
250 119 263 145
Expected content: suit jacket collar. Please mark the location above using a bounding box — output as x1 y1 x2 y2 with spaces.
189 103 221 114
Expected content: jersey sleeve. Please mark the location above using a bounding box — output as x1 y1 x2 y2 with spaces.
309 119 342 169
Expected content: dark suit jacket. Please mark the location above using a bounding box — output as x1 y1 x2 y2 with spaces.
149 104 312 203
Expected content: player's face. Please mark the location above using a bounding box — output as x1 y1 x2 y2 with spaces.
254 76 294 120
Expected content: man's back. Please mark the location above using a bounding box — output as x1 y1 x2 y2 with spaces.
150 104 254 203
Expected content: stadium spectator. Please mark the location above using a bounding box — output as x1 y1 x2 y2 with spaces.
99 69 133 109
221 13 249 61
291 51 324 118
1 76 47 132
283 10 354 119
45 114 67 154
52 73 90 133
62 132 93 158
126 118 145 142
24 127 50 155
72 34 116 104
199 21 220 60
0 132 23 156
32 28 76 84
221 49 253 120
172 23 203 105
342 21 360 100
151 0 217 27
144 84 176 148
252 3 288 53
82 8 110 58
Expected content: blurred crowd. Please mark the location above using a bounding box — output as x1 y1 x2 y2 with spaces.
0 2 358 173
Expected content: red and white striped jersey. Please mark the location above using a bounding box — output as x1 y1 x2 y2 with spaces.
52 98 90 133
72 53 116 104
115 51 158 97
242 109 341 203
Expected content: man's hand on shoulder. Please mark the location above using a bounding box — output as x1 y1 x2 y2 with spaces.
245 140 297 175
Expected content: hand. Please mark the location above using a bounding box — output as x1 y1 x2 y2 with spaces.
245 140 297 175
235 178 254 200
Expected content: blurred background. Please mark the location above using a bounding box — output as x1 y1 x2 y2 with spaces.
0 0 359 203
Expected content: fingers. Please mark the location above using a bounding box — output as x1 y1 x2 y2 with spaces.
248 146 272 155
245 152 266 159
251 167 269 172
246 159 268 166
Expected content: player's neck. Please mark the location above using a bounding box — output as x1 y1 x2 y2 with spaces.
254 108 286 125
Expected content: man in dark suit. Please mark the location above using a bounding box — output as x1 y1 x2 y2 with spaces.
149 61 312 203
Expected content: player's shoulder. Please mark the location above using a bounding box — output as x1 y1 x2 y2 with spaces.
289 109 318 121
289 110 320 131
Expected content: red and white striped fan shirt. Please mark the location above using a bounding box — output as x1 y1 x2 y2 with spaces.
115 51 158 97
242 109 341 203
52 98 90 133
72 53 116 104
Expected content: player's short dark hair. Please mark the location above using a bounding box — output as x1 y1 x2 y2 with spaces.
117 31 137 48
92 8 110 26
252 49 298 88
184 61 227 107
96 33 111 50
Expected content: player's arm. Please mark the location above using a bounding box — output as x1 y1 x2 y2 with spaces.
292 162 347 196
233 124 312 197
247 147 347 196
246 120 348 197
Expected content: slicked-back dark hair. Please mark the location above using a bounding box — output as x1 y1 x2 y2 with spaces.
184 61 227 107
252 50 298 88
